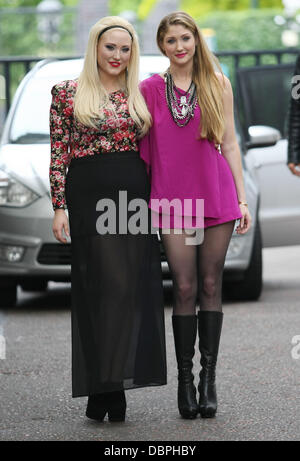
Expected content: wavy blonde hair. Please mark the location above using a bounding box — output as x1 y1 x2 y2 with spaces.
157 11 225 144
74 16 151 137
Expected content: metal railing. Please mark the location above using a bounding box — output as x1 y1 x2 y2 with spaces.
0 55 81 116
1 48 299 118
1 56 42 116
218 48 299 69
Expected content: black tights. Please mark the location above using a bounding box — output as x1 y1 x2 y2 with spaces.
160 221 235 315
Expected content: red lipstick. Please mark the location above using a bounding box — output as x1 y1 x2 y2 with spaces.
109 62 121 67
175 53 187 58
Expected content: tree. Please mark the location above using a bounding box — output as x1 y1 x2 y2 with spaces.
181 0 283 18
0 1 77 6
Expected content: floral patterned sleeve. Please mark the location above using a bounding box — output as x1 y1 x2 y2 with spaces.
49 81 73 210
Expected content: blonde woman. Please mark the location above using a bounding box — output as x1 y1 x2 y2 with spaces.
139 12 251 419
49 16 166 422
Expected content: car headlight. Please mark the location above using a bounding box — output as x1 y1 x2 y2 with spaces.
0 169 39 207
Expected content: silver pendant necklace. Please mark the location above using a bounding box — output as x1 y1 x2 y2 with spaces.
179 95 188 116
164 69 197 127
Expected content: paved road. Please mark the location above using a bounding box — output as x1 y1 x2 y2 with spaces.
0 246 300 441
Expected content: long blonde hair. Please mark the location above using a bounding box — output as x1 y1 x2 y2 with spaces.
157 11 225 144
74 16 151 137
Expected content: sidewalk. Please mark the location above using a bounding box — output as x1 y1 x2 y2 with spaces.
0 246 300 440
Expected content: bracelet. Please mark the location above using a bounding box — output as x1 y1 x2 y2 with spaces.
238 201 248 207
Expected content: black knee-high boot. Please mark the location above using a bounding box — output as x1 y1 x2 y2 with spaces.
172 315 199 419
197 311 223 418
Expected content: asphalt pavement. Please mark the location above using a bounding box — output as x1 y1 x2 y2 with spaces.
0 245 300 441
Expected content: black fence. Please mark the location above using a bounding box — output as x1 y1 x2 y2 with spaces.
0 48 299 129
0 56 43 116
0 55 81 117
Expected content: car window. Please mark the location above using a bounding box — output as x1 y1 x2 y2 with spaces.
9 75 74 144
8 56 224 145
236 63 295 140
9 69 158 145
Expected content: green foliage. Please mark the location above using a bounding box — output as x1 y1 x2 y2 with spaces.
109 0 158 22
0 0 78 56
0 3 77 104
0 11 76 56
181 0 283 18
0 1 39 5
197 8 296 85
198 8 284 52
109 0 140 16
259 0 282 6
108 0 284 20
0 0 77 6
137 0 157 20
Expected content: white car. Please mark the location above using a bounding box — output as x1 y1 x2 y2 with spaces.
236 63 300 248
1 56 283 307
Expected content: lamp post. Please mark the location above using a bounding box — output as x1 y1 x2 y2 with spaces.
37 0 63 46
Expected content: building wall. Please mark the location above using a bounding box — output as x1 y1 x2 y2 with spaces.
76 0 109 54
141 0 180 54
75 0 180 55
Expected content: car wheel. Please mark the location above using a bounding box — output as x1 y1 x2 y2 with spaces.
224 221 263 302
0 278 17 307
20 280 48 292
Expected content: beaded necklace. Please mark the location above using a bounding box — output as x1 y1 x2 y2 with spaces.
164 69 197 127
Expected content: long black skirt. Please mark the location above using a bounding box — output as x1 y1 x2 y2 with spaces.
65 151 167 398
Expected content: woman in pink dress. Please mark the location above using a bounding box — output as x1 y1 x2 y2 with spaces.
139 11 251 419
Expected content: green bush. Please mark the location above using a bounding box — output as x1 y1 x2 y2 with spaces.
198 9 284 52
0 0 77 57
0 7 76 105
181 0 283 18
0 0 77 8
109 0 158 21
137 0 157 21
196 8 298 84
109 0 140 16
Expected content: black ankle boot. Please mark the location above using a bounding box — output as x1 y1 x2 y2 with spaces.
107 391 126 422
86 393 108 421
172 315 199 419
86 390 126 422
197 311 223 418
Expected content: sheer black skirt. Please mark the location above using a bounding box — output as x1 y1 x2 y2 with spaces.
65 151 167 398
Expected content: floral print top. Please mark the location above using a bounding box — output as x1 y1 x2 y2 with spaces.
49 79 139 209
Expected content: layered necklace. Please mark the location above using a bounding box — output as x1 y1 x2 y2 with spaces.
164 69 197 127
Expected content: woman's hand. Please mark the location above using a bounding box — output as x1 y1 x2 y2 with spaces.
236 204 252 234
288 163 300 177
52 209 70 243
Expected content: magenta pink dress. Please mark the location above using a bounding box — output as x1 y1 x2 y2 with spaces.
139 74 242 229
